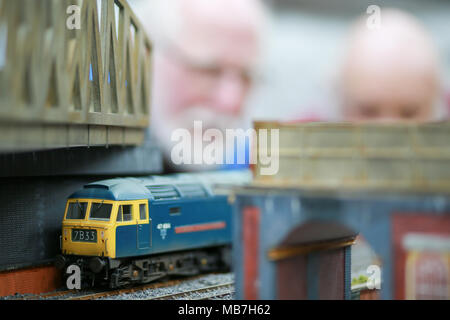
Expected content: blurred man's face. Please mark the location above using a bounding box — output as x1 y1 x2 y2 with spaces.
151 0 262 167
340 9 440 123
342 66 436 122
155 35 255 134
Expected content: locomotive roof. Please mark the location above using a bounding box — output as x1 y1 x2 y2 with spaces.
69 178 152 201
68 170 251 201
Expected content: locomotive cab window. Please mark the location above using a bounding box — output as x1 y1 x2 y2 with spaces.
66 201 88 220
139 204 147 220
117 205 133 222
90 202 112 221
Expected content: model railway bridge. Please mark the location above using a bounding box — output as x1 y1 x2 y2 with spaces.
0 0 162 296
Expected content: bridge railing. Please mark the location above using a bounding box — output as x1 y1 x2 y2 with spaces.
0 0 153 150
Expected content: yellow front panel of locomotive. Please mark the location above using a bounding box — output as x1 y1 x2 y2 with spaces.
61 199 117 258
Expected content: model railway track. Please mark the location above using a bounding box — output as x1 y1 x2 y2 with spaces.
145 282 234 300
66 274 224 300
194 290 235 300
20 290 76 300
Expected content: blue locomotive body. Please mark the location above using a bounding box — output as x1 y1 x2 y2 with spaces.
56 171 247 288
112 197 232 258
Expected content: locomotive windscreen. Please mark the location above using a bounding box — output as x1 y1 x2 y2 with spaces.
90 202 113 220
66 202 88 220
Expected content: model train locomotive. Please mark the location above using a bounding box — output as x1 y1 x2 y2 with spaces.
55 171 250 288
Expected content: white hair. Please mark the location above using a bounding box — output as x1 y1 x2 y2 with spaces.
134 0 268 52
133 0 183 48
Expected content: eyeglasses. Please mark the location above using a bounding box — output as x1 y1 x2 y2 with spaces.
163 44 256 89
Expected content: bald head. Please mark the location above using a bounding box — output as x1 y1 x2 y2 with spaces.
340 9 441 122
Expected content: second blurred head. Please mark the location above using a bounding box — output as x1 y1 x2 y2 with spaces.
339 8 442 122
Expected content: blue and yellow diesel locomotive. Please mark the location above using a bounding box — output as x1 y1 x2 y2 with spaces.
55 171 249 288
